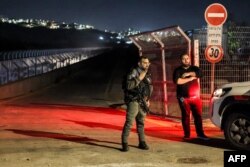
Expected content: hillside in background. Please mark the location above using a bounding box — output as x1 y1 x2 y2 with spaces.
0 23 118 51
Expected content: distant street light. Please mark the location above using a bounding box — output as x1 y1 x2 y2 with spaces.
99 36 104 40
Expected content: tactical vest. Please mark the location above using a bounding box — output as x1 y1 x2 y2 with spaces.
123 67 153 103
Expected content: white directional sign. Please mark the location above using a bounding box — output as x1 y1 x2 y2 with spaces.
194 40 199 66
207 25 222 46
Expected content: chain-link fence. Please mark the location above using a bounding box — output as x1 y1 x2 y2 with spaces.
0 47 110 85
130 26 190 117
131 25 250 118
193 26 250 117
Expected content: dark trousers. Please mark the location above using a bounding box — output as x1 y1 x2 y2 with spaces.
177 97 205 137
121 101 146 144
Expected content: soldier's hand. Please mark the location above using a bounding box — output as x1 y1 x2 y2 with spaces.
138 70 147 81
146 100 150 107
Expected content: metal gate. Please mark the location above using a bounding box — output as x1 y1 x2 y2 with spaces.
130 25 250 118
130 26 190 117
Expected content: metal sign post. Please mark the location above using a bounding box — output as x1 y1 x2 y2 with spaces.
204 3 227 93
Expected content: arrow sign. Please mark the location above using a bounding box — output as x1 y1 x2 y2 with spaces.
205 3 227 26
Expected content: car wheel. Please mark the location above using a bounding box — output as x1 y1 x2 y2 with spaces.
224 112 250 151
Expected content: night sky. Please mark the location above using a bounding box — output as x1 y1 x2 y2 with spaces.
1 0 250 31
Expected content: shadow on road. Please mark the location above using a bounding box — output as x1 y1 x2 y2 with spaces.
63 118 234 151
4 102 235 151
183 137 235 150
5 129 121 151
64 119 124 131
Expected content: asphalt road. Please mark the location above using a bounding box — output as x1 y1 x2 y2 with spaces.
0 46 234 167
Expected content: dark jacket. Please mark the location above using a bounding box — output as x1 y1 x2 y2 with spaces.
123 67 153 103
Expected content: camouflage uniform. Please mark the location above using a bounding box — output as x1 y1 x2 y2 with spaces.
121 67 153 146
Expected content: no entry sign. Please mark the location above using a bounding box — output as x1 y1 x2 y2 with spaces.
205 3 227 26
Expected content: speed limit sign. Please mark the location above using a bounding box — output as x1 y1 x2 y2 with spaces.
205 45 224 63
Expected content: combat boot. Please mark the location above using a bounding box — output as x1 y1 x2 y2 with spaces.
138 141 149 150
121 143 129 152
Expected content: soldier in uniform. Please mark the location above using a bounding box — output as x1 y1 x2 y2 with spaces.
121 55 153 152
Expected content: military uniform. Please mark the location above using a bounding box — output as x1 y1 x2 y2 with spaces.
121 67 153 151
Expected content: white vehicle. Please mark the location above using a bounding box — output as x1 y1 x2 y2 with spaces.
209 81 250 150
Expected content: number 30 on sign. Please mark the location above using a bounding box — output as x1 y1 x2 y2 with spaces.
205 45 224 63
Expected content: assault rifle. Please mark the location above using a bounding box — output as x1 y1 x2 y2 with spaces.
137 88 150 114
138 97 150 114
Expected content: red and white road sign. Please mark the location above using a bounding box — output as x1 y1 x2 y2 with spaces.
205 3 227 26
205 45 224 63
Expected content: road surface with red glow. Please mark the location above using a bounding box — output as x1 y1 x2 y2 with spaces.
0 50 233 167
0 101 233 167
